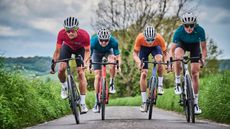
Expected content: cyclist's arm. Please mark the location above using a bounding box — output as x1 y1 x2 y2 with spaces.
169 43 177 59
133 50 141 67
84 47 90 65
53 44 61 62
201 41 207 60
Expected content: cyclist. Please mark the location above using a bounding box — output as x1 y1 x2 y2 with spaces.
133 25 168 112
50 16 90 113
169 12 207 114
90 28 121 113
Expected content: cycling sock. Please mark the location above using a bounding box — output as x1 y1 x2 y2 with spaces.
80 95 86 105
141 92 147 103
175 75 181 84
194 94 199 105
61 81 67 88
158 77 163 86
110 78 114 85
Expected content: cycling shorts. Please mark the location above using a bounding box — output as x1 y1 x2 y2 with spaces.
139 46 162 69
176 42 201 63
91 49 113 70
59 44 85 67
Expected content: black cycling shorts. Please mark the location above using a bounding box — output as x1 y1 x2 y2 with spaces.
91 49 113 70
59 44 85 67
176 42 201 63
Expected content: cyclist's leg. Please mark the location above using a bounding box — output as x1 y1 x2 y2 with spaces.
151 46 164 94
174 43 185 94
58 44 72 83
189 43 201 104
92 51 103 109
139 46 150 111
74 48 88 112
58 44 72 99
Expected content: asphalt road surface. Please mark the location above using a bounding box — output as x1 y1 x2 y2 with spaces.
26 106 230 129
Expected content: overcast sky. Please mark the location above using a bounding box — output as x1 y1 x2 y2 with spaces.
0 0 230 59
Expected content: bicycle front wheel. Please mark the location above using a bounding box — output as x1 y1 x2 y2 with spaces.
186 74 195 123
148 76 157 120
101 78 106 120
68 75 80 124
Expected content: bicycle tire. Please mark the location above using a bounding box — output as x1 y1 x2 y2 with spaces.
181 79 190 122
148 76 157 120
68 75 80 124
186 74 195 123
101 78 106 120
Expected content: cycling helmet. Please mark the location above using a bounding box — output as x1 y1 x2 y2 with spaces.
144 26 156 43
97 28 111 40
181 12 197 24
63 16 79 29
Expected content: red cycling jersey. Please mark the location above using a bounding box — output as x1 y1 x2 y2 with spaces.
56 28 90 51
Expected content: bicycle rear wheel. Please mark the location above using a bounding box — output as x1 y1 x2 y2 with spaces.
148 76 157 120
68 75 80 124
186 75 195 123
101 78 106 120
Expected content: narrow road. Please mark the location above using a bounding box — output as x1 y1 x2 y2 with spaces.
26 106 230 129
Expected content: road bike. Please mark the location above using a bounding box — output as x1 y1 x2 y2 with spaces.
170 54 203 123
89 56 119 120
141 58 168 120
51 55 84 124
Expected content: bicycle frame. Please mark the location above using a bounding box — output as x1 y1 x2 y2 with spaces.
54 55 84 124
90 57 119 120
170 54 203 123
142 59 168 120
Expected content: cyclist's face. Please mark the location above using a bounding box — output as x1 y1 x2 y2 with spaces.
66 28 78 39
184 24 195 34
99 39 109 47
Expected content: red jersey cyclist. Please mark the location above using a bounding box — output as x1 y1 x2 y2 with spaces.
50 17 90 113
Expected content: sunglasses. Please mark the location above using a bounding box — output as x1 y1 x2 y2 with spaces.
65 27 78 33
99 39 109 42
146 38 154 43
184 24 195 28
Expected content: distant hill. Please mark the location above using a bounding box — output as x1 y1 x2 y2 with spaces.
2 57 230 76
219 59 230 70
3 56 52 76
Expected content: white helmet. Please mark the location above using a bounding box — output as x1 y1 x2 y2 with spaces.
63 16 79 29
181 12 197 24
97 28 111 40
144 26 156 43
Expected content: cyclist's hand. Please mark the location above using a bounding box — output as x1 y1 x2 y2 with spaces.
50 59 56 74
138 62 144 70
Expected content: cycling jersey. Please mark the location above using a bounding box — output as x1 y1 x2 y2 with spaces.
173 24 206 44
56 28 90 51
134 33 167 52
90 35 120 56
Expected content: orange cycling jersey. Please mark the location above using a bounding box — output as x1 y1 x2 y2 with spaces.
134 33 167 52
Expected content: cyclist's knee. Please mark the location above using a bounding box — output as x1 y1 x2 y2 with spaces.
58 66 66 74
77 69 85 79
141 70 148 79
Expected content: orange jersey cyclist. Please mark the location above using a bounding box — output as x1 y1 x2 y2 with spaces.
169 12 207 114
50 16 90 113
90 28 121 113
133 26 169 112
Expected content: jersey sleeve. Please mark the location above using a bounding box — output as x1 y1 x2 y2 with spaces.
157 34 167 52
83 31 90 50
172 29 181 44
56 31 63 48
111 37 120 55
134 34 142 52
199 26 206 42
90 36 96 56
